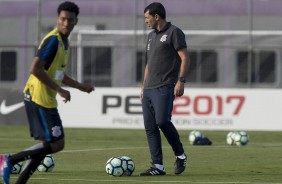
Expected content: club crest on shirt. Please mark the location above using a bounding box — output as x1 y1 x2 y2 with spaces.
160 34 168 42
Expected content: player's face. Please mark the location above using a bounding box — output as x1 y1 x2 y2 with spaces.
144 11 157 29
57 10 77 38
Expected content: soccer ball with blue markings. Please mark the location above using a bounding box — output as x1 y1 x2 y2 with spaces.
226 131 236 145
226 131 249 146
105 157 125 176
233 131 249 146
37 154 55 172
188 130 203 144
119 156 135 176
11 162 23 174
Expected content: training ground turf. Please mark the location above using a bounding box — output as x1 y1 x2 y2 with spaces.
0 125 282 184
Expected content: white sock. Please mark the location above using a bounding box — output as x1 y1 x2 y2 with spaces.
154 164 165 171
177 153 186 159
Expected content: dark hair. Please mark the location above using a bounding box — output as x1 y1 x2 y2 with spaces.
57 1 79 17
144 2 166 19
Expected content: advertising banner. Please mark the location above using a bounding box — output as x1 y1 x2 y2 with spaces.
56 88 282 131
0 88 26 125
1 87 281 130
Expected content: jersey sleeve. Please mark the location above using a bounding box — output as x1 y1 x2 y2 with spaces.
36 36 58 70
172 28 187 51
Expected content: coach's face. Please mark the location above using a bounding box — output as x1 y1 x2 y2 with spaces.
144 10 158 29
57 10 77 38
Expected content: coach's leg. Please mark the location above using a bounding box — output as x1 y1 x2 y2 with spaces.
154 85 184 156
142 89 163 165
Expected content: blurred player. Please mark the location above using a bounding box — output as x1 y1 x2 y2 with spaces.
0 1 94 184
139 2 190 176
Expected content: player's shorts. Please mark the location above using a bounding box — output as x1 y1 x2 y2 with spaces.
24 91 64 142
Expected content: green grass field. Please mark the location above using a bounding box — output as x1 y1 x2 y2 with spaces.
1 125 282 184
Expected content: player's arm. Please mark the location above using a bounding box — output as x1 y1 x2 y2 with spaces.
62 74 94 93
30 57 60 91
174 48 190 97
29 57 71 102
32 36 71 102
140 64 148 102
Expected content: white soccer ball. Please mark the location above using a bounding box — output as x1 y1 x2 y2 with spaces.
233 131 249 146
189 130 203 144
105 157 125 176
11 162 23 174
37 154 55 172
226 131 236 145
119 156 135 176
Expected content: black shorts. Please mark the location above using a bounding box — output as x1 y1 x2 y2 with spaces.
24 92 64 142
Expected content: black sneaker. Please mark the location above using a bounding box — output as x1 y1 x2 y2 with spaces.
139 164 166 176
174 153 187 175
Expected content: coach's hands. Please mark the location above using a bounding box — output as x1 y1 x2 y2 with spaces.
174 81 184 97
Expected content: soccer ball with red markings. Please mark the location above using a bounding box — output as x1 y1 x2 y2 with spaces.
37 154 55 172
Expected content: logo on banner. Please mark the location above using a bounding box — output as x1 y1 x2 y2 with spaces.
101 94 246 128
0 100 24 115
102 95 245 116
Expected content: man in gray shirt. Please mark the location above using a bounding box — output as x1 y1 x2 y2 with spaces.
140 2 190 176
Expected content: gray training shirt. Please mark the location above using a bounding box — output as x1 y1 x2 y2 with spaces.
143 22 187 89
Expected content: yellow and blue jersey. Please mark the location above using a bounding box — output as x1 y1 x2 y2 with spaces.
23 28 70 108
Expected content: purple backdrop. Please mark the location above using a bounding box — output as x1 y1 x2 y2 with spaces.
0 0 281 17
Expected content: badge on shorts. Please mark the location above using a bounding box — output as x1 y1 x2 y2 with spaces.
52 126 62 137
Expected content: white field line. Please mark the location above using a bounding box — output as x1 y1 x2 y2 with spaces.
61 143 282 153
1 137 282 147
61 146 150 153
1 138 282 155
